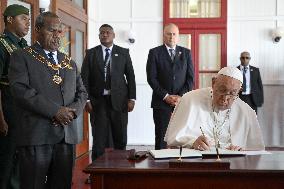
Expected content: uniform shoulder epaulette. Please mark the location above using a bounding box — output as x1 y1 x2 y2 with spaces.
0 36 18 55
0 33 6 38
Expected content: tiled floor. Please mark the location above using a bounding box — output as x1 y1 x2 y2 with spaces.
71 145 154 189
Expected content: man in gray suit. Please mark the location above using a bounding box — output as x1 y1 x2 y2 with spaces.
8 12 87 189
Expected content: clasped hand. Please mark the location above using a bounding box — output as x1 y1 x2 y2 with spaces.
0 119 8 136
53 107 76 126
165 95 180 107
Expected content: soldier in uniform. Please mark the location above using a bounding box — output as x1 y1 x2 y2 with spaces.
0 4 30 189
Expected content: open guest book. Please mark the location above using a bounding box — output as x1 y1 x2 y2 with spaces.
149 148 261 159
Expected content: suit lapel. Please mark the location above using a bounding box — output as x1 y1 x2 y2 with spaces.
249 66 255 84
162 45 172 63
238 65 255 85
173 46 182 63
33 42 48 59
111 45 120 74
32 43 55 76
96 46 105 74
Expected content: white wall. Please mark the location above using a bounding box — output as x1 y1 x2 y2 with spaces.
88 0 163 145
88 0 284 147
228 0 284 146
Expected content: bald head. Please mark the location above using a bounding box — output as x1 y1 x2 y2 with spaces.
240 51 251 66
163 23 179 48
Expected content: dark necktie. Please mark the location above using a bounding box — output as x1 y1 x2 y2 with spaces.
47 52 56 65
104 48 111 90
169 48 175 61
242 66 248 92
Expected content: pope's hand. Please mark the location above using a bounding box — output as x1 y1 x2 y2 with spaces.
226 145 242 151
193 136 210 151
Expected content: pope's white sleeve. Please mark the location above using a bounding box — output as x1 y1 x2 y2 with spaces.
245 111 265 150
164 94 195 147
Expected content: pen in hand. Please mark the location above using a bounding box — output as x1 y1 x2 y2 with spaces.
200 126 205 137
213 127 221 161
178 146 182 161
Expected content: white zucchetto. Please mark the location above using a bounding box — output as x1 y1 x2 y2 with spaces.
218 67 243 83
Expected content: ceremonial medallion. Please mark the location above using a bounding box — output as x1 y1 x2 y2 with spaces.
26 47 73 85
53 75 62 84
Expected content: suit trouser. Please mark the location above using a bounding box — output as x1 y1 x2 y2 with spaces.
17 142 75 189
153 108 173 150
0 85 19 189
239 94 257 114
91 96 128 161
0 133 18 189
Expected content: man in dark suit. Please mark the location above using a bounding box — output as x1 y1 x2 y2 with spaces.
81 24 136 162
146 23 194 150
237 51 264 114
0 4 30 189
8 12 87 189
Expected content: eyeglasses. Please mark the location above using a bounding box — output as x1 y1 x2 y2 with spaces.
215 90 239 100
241 57 250 59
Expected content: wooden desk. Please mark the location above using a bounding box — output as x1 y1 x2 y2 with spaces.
84 150 284 189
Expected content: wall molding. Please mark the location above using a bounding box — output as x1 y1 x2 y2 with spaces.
229 16 284 21
89 18 163 23
264 80 284 85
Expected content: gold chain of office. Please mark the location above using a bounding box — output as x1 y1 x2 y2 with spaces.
210 89 233 148
25 47 73 84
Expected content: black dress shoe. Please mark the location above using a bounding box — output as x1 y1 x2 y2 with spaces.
85 177 91 184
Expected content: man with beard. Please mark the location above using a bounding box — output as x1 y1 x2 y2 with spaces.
0 4 30 189
8 12 87 189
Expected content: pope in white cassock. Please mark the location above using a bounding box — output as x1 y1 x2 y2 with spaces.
164 67 265 151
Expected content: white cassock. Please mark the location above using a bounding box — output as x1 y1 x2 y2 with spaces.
164 87 265 150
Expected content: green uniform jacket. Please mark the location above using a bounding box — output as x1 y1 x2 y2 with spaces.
0 30 28 85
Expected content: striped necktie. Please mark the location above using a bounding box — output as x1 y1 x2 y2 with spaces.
47 52 56 64
169 48 175 61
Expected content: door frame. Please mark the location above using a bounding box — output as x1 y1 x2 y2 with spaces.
0 0 39 42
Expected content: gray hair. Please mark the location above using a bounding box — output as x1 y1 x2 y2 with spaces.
35 11 59 29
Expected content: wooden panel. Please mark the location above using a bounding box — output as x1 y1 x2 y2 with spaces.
0 0 39 43
127 84 154 145
277 0 284 15
52 0 87 23
229 0 276 17
227 20 283 84
85 150 284 189
132 0 162 19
